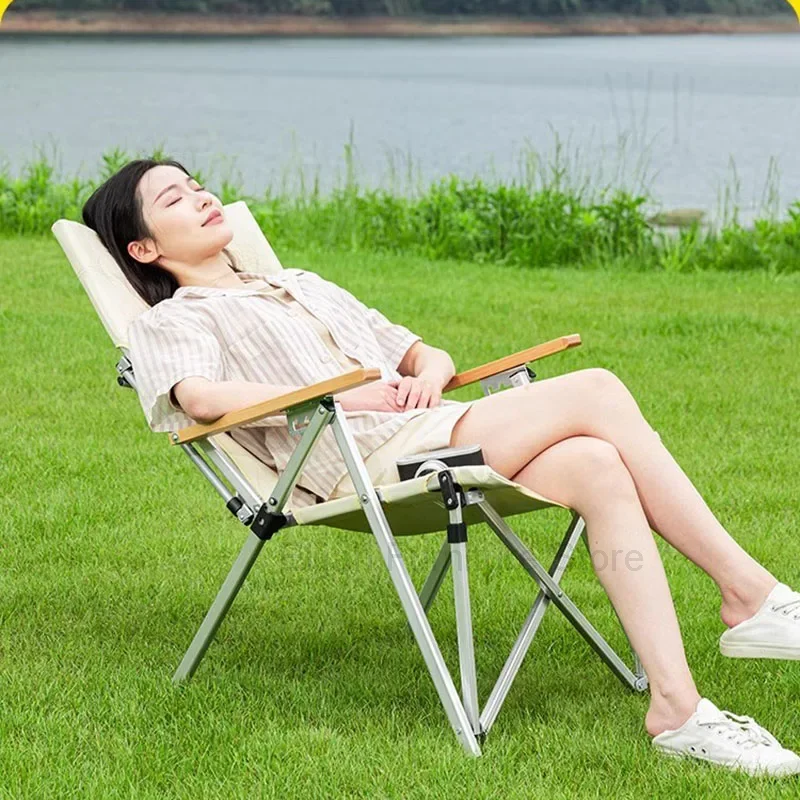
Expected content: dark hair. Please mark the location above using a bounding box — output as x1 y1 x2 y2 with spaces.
82 158 238 307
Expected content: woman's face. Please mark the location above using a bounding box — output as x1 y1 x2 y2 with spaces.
130 164 234 266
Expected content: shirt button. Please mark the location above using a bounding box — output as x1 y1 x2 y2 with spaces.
320 352 331 362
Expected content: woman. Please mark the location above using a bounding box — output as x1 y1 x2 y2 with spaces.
83 158 800 776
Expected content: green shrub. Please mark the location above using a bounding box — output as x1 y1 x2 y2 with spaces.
2 146 798 273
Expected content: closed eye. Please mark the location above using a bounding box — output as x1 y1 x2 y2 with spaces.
167 185 204 207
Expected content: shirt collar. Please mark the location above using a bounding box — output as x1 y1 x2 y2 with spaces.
173 270 298 300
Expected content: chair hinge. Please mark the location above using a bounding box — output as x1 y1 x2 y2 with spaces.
116 355 136 389
438 470 468 544
251 504 288 541
286 396 335 438
437 469 460 510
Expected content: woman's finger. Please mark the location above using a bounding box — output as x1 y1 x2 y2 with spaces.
407 383 423 409
417 386 432 409
396 377 413 407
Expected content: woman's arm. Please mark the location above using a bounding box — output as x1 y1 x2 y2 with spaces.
173 376 302 423
174 374 407 422
398 342 456 390
174 342 458 423
392 342 457 410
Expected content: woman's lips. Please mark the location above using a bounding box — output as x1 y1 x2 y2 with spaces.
203 210 223 226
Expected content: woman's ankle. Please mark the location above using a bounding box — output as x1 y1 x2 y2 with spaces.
719 574 778 629
645 683 702 737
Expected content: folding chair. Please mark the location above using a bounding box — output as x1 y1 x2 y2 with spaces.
52 201 648 757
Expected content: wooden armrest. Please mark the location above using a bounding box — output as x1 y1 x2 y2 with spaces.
172 368 381 445
443 334 581 393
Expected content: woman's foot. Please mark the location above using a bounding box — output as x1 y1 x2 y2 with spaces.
720 583 800 660
652 697 800 777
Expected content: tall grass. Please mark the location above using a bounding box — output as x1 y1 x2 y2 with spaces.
1 141 798 274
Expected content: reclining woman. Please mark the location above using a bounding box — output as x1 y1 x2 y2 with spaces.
84 158 800 777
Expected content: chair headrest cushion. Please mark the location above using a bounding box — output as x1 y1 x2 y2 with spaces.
51 200 284 349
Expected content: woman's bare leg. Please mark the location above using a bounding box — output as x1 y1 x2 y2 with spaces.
449 368 777 629
488 434 701 736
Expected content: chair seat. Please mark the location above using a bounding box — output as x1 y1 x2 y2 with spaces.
294 464 567 534
214 434 566 534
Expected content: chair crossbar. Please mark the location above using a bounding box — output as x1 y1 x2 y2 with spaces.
414 495 648 740
419 539 451 613
480 509 588 733
478 500 645 691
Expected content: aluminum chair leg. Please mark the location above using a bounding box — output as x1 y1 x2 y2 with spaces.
419 538 451 613
633 652 647 686
173 531 267 683
448 494 481 736
480 511 586 734
477 501 642 692
330 403 481 757
173 402 334 685
451 540 480 735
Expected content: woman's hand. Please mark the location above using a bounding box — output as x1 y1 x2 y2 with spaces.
336 380 406 413
388 375 442 410
336 375 443 413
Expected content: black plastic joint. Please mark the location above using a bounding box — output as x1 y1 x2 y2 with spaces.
437 470 461 510
447 521 468 544
251 505 288 541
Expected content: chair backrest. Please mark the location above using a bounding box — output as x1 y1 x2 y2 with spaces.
51 201 320 511
51 200 284 349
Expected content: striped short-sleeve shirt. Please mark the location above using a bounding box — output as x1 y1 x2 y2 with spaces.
126 268 468 502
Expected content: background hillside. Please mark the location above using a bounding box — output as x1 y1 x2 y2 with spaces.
9 0 792 17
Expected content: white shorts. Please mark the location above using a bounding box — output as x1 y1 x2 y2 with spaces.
329 399 478 499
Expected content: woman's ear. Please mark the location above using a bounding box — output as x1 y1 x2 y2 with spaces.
127 237 160 264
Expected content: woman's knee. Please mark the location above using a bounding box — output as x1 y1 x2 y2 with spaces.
581 367 630 397
576 367 644 418
510 434 635 512
567 436 637 500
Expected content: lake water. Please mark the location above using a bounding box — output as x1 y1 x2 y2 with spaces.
2 34 799 216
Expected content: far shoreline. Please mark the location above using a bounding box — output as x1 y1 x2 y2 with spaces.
1 10 798 36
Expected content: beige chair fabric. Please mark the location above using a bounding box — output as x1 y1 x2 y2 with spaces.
294 464 567 535
52 201 565 522
209 433 320 510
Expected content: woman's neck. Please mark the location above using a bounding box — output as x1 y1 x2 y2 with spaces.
174 253 245 289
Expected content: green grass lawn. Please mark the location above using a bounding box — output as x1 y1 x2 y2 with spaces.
2 236 799 798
